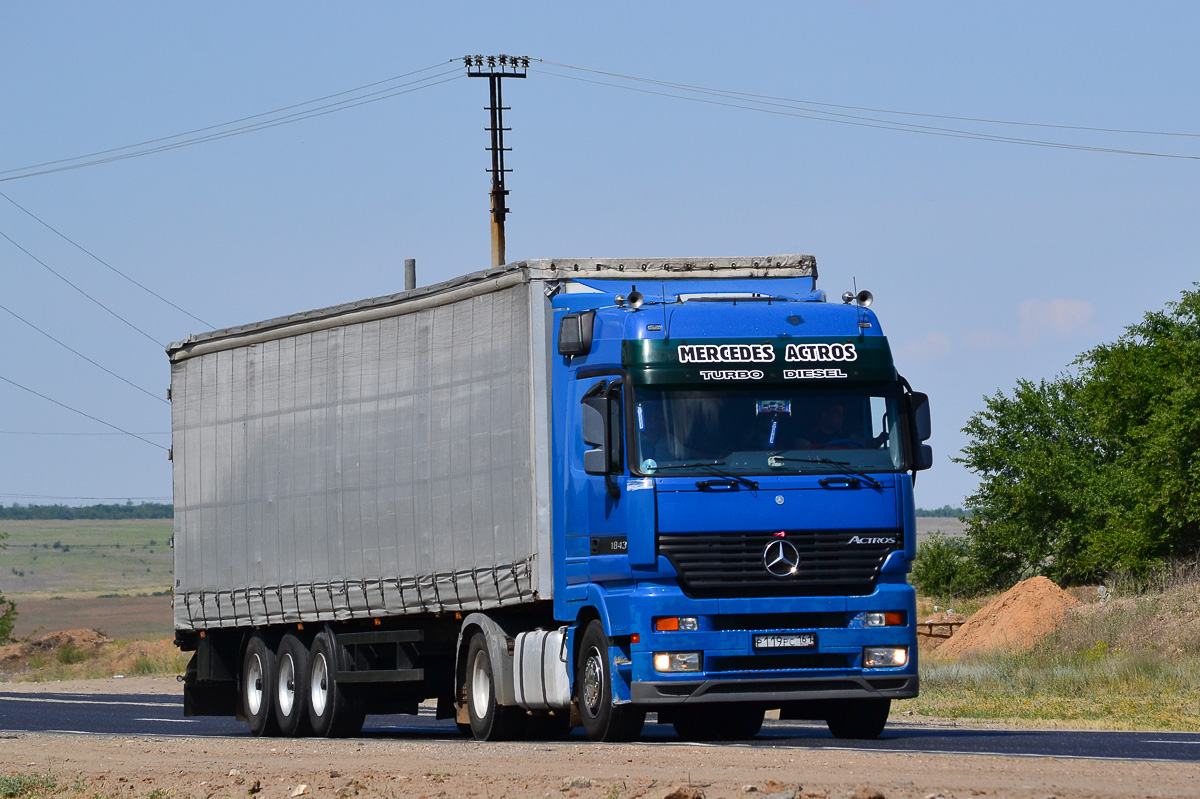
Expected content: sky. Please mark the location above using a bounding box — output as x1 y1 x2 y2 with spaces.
1 2 1197 510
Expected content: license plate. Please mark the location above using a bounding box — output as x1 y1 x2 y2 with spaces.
753 633 816 650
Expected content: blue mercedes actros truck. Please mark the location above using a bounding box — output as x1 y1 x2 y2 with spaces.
170 254 932 742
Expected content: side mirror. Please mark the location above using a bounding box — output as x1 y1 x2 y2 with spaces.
558 311 595 357
910 392 931 442
581 394 609 475
915 444 934 471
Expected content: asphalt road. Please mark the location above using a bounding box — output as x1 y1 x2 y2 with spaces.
3 690 1199 763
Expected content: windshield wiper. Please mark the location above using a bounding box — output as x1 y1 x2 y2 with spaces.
767 455 883 489
655 460 759 491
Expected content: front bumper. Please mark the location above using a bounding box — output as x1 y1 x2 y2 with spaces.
632 672 917 705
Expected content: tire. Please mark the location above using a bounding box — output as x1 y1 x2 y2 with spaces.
826 698 891 739
275 633 313 737
576 620 645 742
672 706 764 741
465 633 524 741
242 634 279 737
307 630 365 738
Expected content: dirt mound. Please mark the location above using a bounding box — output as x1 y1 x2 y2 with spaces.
0 628 110 675
936 576 1079 658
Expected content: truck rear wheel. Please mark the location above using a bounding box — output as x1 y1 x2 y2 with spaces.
308 631 365 737
242 634 279 737
466 633 523 740
275 634 313 737
577 621 645 742
826 698 890 739
672 706 764 741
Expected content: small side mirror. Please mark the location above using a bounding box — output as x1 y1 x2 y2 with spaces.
915 444 934 471
910 392 931 442
583 448 608 476
558 310 596 356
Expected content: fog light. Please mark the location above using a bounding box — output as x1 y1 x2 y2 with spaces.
863 646 908 668
654 616 699 632
653 652 701 672
860 611 905 627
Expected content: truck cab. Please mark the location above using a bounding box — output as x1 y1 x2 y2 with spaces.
549 274 931 741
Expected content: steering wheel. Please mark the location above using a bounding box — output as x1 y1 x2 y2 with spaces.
821 438 865 450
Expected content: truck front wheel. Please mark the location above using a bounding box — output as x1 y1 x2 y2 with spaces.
275 634 313 737
242 634 279 737
308 631 365 737
466 633 523 740
826 698 891 739
576 621 645 742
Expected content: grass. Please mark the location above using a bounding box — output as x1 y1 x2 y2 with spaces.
0 773 56 799
6 636 189 683
902 578 1200 730
0 519 173 597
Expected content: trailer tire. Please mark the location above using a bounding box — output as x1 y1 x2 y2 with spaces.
826 698 890 739
275 634 313 737
242 634 279 737
576 620 645 742
308 631 364 738
672 706 764 741
466 633 522 741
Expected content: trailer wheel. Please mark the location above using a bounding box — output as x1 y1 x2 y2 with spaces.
275 634 313 737
826 698 891 739
576 621 645 742
242 634 279 737
672 706 764 741
465 633 522 740
308 631 364 738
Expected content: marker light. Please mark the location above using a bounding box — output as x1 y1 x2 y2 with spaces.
863 647 909 668
653 652 701 673
654 616 699 632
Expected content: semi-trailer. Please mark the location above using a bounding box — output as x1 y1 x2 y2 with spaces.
168 254 932 741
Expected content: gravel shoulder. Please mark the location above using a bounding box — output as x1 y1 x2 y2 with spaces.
3 728 1198 799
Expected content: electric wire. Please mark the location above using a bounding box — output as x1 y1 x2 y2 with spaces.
0 191 213 329
0 67 463 183
0 373 168 450
0 227 164 347
535 61 1200 161
0 431 169 436
539 59 1200 140
0 301 167 404
0 492 171 501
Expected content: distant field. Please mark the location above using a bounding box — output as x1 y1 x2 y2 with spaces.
915 515 966 544
0 518 173 597
9 593 174 640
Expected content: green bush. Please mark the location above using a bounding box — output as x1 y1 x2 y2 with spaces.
910 534 986 600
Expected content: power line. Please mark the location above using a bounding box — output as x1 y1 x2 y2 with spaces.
0 191 213 329
0 66 463 183
535 61 1200 162
0 227 164 347
0 431 169 436
0 372 168 450
0 301 167 404
539 60 1200 140
0 493 171 501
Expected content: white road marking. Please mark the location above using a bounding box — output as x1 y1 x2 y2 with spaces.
133 718 195 723
0 695 177 708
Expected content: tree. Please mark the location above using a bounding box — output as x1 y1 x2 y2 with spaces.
955 284 1200 589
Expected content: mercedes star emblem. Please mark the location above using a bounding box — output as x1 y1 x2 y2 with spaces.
762 538 800 578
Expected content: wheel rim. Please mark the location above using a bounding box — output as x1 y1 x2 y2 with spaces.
582 646 604 717
470 650 492 713
246 653 264 716
278 653 295 717
310 652 329 717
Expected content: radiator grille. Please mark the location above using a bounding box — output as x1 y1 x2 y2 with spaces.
659 529 901 598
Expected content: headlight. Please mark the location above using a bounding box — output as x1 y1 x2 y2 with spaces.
863 646 908 668
653 652 702 672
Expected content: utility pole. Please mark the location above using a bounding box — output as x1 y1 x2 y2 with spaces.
465 55 529 268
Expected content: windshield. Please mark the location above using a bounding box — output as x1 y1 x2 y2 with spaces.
631 385 905 476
